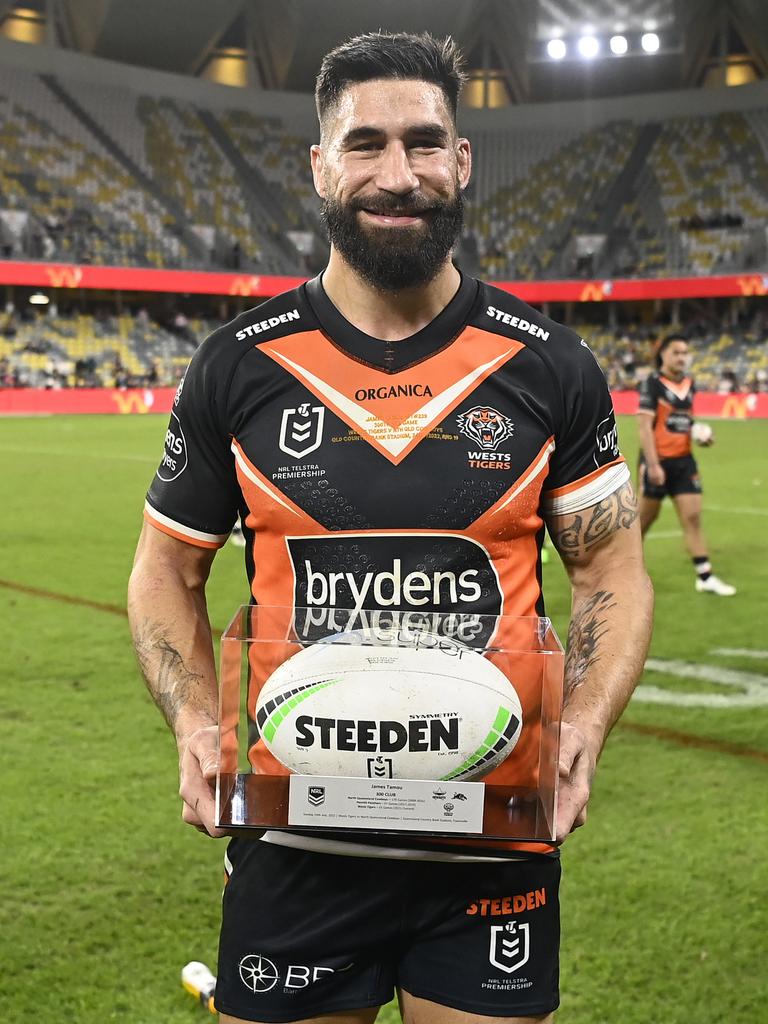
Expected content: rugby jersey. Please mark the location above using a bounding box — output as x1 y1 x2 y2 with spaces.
145 273 629 859
638 371 695 459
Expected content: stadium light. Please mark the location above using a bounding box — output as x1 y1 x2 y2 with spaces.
610 35 628 55
577 36 599 59
29 292 49 305
641 32 660 53
547 38 566 60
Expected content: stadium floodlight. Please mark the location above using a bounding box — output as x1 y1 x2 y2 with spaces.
546 38 567 60
29 292 49 305
577 35 599 59
641 32 660 53
610 35 628 55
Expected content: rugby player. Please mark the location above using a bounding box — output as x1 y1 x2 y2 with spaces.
638 334 736 595
128 32 653 1024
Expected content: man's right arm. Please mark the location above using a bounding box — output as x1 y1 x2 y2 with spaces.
127 523 225 836
637 413 665 486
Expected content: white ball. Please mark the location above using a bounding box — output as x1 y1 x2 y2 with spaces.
691 422 713 445
255 634 523 782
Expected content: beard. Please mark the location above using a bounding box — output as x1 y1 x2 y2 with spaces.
320 187 465 292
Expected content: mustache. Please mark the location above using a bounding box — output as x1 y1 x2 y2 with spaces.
350 194 437 217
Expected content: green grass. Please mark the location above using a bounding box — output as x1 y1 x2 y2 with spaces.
1 414 766 1023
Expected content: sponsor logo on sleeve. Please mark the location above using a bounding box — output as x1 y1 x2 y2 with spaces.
594 411 619 467
156 410 188 482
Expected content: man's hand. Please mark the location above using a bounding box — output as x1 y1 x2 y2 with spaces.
555 721 598 844
646 461 665 486
178 725 227 838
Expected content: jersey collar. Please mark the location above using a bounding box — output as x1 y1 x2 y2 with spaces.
303 271 479 373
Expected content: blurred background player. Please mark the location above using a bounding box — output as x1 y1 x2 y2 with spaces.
637 333 736 596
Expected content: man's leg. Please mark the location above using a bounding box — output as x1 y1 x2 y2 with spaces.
639 496 662 537
672 492 735 595
220 1009 380 1024
399 990 553 1024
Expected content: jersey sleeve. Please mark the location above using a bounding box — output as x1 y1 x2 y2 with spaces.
542 339 629 517
144 336 241 548
638 373 658 414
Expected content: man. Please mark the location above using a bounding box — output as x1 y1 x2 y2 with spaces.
128 32 652 1024
637 333 736 595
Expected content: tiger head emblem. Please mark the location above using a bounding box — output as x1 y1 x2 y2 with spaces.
456 405 514 451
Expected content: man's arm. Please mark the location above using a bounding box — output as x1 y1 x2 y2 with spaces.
127 523 225 837
546 478 653 842
637 412 665 486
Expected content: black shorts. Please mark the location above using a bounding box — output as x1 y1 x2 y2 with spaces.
639 454 702 500
215 839 561 1022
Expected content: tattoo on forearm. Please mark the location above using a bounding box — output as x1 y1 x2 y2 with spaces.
565 590 616 697
133 620 209 731
550 480 638 564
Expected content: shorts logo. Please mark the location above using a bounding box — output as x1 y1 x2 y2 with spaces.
367 756 393 778
457 406 514 451
307 785 325 806
279 403 325 459
239 954 279 993
489 921 530 974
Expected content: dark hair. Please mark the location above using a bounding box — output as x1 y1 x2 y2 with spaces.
654 332 688 369
315 31 466 130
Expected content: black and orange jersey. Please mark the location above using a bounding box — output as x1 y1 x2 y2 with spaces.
638 371 695 459
144 273 628 858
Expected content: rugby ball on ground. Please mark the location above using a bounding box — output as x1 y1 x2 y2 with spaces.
254 635 522 781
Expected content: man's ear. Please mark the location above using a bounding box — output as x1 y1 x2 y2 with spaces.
310 144 326 199
456 137 472 191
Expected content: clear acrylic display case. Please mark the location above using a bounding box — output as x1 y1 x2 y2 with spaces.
216 606 564 842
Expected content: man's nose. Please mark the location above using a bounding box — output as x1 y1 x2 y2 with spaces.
374 142 419 195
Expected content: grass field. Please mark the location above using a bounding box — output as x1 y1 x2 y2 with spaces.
1 413 766 1023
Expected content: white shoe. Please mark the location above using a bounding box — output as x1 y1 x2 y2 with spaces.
695 575 736 596
229 524 246 548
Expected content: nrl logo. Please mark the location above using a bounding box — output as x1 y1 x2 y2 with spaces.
307 786 325 806
489 921 530 974
457 405 514 451
279 402 325 458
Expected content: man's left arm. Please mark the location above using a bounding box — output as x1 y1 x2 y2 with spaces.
546 478 654 843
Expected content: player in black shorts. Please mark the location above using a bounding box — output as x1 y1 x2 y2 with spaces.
129 32 653 1024
638 334 736 595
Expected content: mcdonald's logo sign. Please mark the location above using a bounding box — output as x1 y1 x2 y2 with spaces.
721 395 749 419
228 275 262 296
111 391 150 414
45 265 84 288
579 282 606 302
737 276 768 296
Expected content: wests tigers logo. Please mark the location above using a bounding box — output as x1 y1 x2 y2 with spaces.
457 405 514 451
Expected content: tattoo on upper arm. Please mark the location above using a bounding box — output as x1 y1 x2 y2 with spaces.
133 620 207 731
565 590 616 696
549 480 638 565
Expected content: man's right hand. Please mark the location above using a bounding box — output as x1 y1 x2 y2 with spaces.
646 462 665 486
178 725 228 837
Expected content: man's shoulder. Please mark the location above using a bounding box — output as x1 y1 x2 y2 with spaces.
472 280 582 358
196 284 313 369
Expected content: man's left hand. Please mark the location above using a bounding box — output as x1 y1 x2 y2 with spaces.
555 721 598 843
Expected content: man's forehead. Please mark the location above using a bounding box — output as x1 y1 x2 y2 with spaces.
326 79 452 137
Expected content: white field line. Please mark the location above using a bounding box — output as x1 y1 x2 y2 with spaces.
0 445 153 462
645 529 682 540
705 505 768 517
636 657 768 708
710 648 768 660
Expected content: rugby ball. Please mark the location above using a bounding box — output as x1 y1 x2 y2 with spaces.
254 635 522 782
691 421 713 445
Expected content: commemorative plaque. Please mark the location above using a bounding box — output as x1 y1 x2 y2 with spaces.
216 606 564 842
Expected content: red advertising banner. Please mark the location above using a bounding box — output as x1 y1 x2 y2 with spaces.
2 259 768 301
2 388 766 418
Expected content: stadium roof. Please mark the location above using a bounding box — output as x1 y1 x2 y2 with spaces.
2 0 768 102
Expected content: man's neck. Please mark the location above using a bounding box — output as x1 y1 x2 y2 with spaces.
321 250 462 342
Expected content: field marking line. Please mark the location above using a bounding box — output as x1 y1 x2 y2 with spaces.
0 578 223 636
617 721 768 764
645 529 682 540
637 657 768 708
710 648 768 659
704 504 768 517
0 445 153 463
